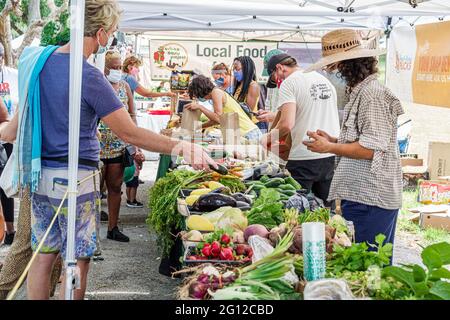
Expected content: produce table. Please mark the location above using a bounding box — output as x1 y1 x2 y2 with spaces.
136 110 171 160
147 161 450 301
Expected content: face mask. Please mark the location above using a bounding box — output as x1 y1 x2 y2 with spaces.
107 69 122 83
214 77 225 87
233 70 243 82
96 29 112 55
130 66 140 76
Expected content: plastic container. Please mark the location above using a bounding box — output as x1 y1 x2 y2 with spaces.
183 245 250 266
302 222 326 282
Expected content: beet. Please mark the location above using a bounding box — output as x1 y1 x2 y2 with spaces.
244 224 269 241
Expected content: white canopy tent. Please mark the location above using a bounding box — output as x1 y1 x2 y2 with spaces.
118 0 450 40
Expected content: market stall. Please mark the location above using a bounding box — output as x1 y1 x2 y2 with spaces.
147 159 450 300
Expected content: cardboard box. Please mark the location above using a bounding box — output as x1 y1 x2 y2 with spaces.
420 211 450 231
401 158 424 167
418 180 450 204
428 142 450 180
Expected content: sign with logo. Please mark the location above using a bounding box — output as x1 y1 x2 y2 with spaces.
387 21 450 108
149 40 278 82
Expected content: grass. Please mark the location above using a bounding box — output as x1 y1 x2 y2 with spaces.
398 190 450 246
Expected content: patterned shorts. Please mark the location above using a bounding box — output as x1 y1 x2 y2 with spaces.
31 167 100 260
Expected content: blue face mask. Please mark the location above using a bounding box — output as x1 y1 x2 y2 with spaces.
215 77 225 87
233 70 243 82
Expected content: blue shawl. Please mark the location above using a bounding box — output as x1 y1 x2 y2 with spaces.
13 45 59 193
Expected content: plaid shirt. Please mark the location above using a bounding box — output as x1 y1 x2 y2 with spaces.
328 74 404 210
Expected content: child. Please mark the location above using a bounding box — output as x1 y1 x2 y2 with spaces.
126 150 145 208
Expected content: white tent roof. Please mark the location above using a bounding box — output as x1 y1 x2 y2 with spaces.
119 0 450 36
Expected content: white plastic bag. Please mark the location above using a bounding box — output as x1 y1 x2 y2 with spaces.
248 235 299 285
303 279 355 300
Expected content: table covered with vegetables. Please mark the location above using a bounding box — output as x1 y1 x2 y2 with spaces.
147 159 450 300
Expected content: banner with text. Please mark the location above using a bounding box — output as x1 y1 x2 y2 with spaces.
387 21 450 108
149 40 278 83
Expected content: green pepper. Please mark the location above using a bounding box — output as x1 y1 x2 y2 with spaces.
277 184 297 191
284 176 302 190
264 178 286 188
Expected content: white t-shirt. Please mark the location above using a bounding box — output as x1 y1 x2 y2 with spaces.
0 66 19 118
277 70 340 161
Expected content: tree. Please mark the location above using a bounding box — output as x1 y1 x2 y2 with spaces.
0 0 68 67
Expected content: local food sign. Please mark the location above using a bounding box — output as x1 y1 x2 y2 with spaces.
149 40 278 82
387 21 450 108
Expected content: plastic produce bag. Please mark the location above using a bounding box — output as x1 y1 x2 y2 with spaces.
248 235 299 285
303 279 355 300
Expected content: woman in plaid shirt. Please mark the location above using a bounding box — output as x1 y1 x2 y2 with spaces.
304 29 404 260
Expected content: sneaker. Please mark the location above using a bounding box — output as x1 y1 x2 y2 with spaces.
107 226 129 242
3 232 15 245
100 211 108 222
126 200 143 208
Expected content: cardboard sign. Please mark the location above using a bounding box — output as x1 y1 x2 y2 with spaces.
428 142 450 180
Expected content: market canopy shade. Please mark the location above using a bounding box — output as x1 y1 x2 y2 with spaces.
118 0 450 35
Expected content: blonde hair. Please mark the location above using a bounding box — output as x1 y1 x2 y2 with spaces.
122 55 142 73
212 62 231 75
84 0 122 37
105 50 121 67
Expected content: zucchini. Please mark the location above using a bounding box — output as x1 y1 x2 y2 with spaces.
284 176 302 190
252 183 267 191
264 178 285 188
278 189 296 197
277 184 297 191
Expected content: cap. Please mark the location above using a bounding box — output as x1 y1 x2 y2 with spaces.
265 53 292 88
262 49 285 77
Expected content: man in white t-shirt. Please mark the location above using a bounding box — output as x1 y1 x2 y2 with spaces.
0 42 18 244
261 53 340 207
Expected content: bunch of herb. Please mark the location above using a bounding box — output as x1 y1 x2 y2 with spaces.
147 169 208 256
327 234 393 276
246 188 284 229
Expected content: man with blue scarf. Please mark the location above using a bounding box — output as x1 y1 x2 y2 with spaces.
16 0 216 300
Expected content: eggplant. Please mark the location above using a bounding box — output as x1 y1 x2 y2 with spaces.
235 201 251 211
193 193 237 212
231 193 252 205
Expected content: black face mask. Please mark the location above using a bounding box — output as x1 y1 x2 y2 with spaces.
266 75 277 89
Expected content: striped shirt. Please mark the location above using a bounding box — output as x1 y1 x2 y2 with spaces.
328 74 404 210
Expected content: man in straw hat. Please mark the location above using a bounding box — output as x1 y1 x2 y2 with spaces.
303 29 404 258
261 52 340 208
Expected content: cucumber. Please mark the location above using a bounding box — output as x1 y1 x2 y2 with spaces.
277 184 297 191
284 176 302 190
279 189 296 197
252 183 267 191
260 175 270 183
264 178 285 188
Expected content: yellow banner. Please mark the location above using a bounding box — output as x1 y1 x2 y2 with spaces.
412 21 450 108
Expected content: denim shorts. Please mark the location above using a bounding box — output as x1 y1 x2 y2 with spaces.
31 167 100 260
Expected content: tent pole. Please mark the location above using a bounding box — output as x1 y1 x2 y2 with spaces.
66 0 85 300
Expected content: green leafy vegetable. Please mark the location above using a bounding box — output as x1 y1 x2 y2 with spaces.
147 170 208 256
246 188 284 229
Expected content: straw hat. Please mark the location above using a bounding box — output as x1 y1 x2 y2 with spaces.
305 29 386 72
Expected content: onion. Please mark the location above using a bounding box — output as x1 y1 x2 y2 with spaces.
189 282 209 299
244 224 269 241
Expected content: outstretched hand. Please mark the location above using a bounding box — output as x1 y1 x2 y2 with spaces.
303 131 334 154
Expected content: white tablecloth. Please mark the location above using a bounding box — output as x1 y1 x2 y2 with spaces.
136 111 171 160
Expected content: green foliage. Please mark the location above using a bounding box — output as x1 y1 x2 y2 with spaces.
327 234 393 275
382 242 450 300
246 188 284 229
147 170 208 257
41 9 69 46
